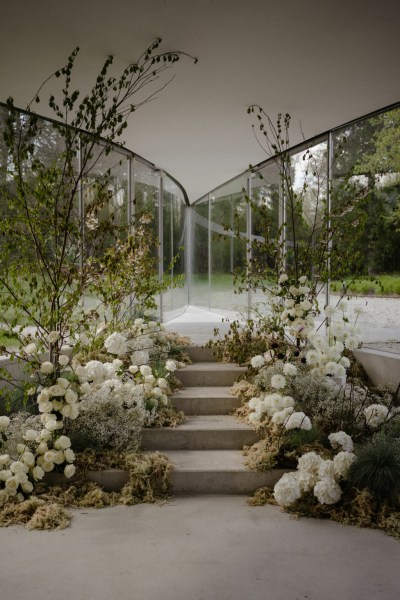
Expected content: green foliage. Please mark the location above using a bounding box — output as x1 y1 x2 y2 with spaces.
330 274 400 296
348 435 400 506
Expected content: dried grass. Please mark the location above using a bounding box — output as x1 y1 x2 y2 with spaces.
0 451 172 531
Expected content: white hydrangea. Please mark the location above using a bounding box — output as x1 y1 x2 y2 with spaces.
297 452 323 474
271 406 294 425
58 354 69 366
328 431 354 453
131 350 150 366
104 332 128 357
284 412 312 430
318 459 336 480
364 404 389 427
166 360 177 372
314 477 342 504
251 355 265 369
278 273 288 283
333 451 357 479
273 472 301 506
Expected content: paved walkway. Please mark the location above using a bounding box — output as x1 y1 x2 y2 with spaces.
1 496 399 600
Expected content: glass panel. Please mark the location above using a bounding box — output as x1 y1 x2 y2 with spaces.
190 198 209 309
331 107 400 345
162 176 188 321
209 176 248 316
249 162 281 311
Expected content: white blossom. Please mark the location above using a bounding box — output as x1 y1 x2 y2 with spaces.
364 404 389 427
284 412 312 430
273 472 301 506
104 332 128 357
333 451 357 478
314 477 342 504
251 355 265 369
58 355 69 366
40 361 54 375
283 363 297 377
328 431 354 453
271 374 286 390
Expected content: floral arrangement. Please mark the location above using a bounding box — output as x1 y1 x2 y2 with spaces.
235 272 400 515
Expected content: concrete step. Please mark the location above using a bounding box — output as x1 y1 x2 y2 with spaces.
175 362 245 387
141 415 259 450
185 345 218 363
171 386 241 415
166 450 292 494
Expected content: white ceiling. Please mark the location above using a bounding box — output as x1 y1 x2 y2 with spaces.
1 0 400 202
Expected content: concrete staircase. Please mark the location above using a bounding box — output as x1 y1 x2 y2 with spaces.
141 346 288 494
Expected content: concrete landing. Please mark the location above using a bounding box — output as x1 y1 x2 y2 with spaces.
1 497 399 600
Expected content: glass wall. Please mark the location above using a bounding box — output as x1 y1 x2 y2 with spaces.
0 103 189 324
162 175 188 320
191 103 400 347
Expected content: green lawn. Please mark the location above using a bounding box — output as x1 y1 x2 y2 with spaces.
330 274 400 296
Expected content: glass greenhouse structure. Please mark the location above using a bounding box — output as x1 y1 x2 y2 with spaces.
1 101 400 341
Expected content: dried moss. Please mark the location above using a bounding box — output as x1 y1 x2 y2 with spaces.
243 439 279 472
149 406 185 428
248 486 400 541
0 451 172 530
0 496 71 530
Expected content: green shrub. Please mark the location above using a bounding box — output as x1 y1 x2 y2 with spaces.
348 435 400 506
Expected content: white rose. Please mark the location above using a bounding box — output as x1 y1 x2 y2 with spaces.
54 435 71 450
64 448 75 463
21 452 35 467
64 464 76 479
39 429 52 442
69 405 79 420
10 461 29 474
0 454 10 466
36 442 48 454
14 471 28 484
61 405 72 418
21 481 34 494
23 429 39 442
53 451 65 465
58 354 69 366
57 378 70 389
17 443 28 454
41 461 55 473
129 365 139 374
47 384 66 397
65 389 78 404
32 466 45 481
40 361 54 375
0 489 9 504
157 378 168 389
5 476 19 492
0 470 12 481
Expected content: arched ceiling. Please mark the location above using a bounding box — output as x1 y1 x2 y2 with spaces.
1 0 399 202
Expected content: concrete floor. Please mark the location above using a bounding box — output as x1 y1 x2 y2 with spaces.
1 496 399 600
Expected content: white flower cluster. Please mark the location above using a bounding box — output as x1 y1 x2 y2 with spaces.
273 447 356 507
364 404 389 428
247 366 311 431
0 418 75 506
275 274 315 341
306 332 349 379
